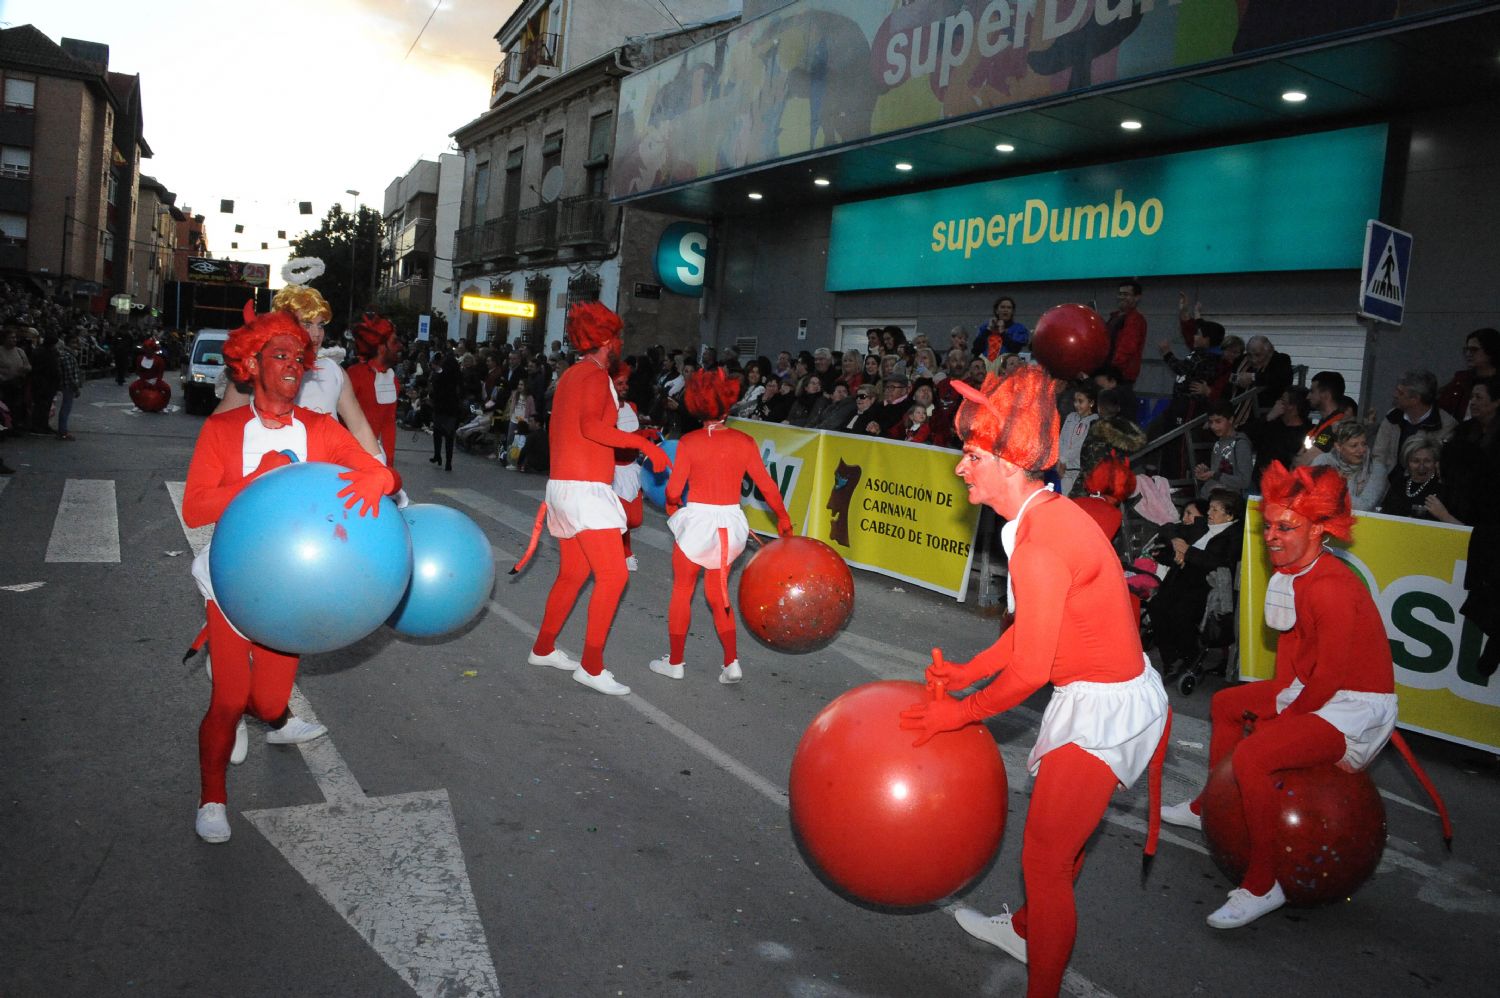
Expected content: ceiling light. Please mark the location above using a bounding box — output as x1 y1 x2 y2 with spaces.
813 177 830 187
747 192 763 200
1120 119 1143 131
895 162 914 171
1281 89 1308 103
995 143 1015 153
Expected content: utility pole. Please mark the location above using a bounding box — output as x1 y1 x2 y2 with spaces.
345 191 360 333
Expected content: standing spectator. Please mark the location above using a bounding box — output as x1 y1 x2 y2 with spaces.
1234 336 1293 417
1058 382 1099 495
1091 366 1139 427
1437 327 1499 420
971 295 1029 361
110 325 134 385
1378 436 1444 520
1247 387 1311 479
0 328 31 427
1213 335 1249 409
1312 420 1386 511
1099 279 1147 385
427 349 464 471
55 334 83 441
1294 371 1349 465
1195 401 1254 499
1428 375 1499 527
1371 369 1457 482
811 347 835 382
28 332 61 434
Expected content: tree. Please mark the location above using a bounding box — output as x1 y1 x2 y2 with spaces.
287 204 384 335
377 299 449 343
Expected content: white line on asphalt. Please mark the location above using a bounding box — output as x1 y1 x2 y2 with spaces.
0 477 9 500
164 482 214 555
45 479 120 562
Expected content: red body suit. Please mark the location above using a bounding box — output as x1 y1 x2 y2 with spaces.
347 360 401 467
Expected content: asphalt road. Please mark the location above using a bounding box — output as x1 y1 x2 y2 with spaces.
1 378 1496 998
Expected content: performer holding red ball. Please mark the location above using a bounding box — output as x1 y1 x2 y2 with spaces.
649 368 793 685
519 303 670 696
1159 461 1396 929
182 310 395 844
898 364 1169 998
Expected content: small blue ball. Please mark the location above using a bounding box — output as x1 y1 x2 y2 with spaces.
640 438 680 510
389 505 496 638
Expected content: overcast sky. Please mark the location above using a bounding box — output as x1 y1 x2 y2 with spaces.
2 0 518 273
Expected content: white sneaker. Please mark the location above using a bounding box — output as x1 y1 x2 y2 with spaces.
230 718 248 765
649 657 684 680
955 905 1027 964
573 667 631 696
1160 800 1203 831
718 660 743 685
265 715 327 745
195 803 231 844
395 488 411 509
528 648 579 671
1207 882 1286 929
625 555 639 572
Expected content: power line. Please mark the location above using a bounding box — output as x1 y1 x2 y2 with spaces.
405 0 443 61
652 0 686 31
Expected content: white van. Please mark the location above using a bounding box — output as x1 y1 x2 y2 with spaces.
182 329 231 415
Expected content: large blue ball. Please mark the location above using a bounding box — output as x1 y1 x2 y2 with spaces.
209 462 412 653
388 504 496 638
640 438 681 510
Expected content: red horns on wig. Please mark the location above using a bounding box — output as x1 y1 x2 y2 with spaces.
222 310 313 385
951 364 1060 473
567 301 623 353
352 314 396 360
1082 451 1137 506
1259 461 1356 542
683 367 742 420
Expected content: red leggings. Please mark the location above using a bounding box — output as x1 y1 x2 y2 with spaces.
199 599 299 805
667 546 737 666
1011 743 1119 998
621 493 643 557
1199 682 1347 894
532 529 628 676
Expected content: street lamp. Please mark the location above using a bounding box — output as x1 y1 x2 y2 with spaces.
345 189 360 333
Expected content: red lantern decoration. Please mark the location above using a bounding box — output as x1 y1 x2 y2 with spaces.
1031 304 1110 380
1201 756 1387 907
790 680 1008 907
737 536 854 653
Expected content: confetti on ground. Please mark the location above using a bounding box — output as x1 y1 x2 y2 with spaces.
1 582 46 593
461 670 478 678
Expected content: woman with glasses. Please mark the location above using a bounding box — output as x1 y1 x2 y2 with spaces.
1437 327 1499 420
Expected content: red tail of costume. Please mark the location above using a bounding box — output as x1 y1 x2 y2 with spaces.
182 623 209 664
1142 706 1173 880
511 503 548 575
717 526 731 610
1389 730 1454 848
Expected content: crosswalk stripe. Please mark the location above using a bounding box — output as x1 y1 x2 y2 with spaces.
164 482 213 555
45 479 120 563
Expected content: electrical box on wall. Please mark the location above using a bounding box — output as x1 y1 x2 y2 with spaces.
797 318 807 341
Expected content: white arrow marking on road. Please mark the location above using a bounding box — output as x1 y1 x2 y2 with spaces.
166 482 502 996
2 581 46 592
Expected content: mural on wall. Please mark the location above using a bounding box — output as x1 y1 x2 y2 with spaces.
612 0 1466 199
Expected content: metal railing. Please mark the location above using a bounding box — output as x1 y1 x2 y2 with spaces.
492 33 560 97
515 203 558 255
557 194 610 246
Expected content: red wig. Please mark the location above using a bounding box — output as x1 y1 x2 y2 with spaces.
1082 453 1137 506
952 364 1059 473
351 314 396 360
683 368 741 420
223 310 313 384
1260 461 1356 542
567 301 623 352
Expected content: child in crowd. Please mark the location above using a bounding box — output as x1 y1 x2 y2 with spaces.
1059 382 1099 495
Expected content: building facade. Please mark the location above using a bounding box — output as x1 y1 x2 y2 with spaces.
379 159 441 313
131 174 176 312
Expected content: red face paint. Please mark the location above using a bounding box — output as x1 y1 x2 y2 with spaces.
1262 502 1325 574
252 334 306 413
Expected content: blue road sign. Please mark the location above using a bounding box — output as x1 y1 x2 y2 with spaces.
1359 220 1413 325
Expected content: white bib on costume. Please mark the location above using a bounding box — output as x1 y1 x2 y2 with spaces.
372 368 398 404
668 503 749 569
295 354 345 415
545 480 626 538
613 403 642 501
1264 553 1320 631
1030 657 1169 788
1274 680 1398 772
1001 485 1053 614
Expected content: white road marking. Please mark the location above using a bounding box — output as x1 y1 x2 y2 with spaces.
45 479 120 562
164 482 214 554
2 581 46 592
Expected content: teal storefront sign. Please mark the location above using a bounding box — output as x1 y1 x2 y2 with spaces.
826 125 1388 292
655 221 711 297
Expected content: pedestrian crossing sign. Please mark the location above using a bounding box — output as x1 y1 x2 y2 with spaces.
1358 220 1413 324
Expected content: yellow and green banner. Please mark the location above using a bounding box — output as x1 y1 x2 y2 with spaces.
730 420 980 600
1240 500 1498 752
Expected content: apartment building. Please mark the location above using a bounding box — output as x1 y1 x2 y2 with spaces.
131 174 176 312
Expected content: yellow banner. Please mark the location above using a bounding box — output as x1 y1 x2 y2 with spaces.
729 420 979 600
1239 499 1497 752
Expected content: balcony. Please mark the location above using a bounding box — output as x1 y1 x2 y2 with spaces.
377 277 431 308
0 174 29 213
396 216 434 259
557 194 612 248
491 32 560 106
515 203 557 256
454 214 519 270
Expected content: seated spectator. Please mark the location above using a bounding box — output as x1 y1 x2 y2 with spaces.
745 376 794 423
812 346 836 382
1233 335 1293 418
880 325 908 356
1437 327 1499 420
838 350 864 391
1059 381 1100 496
867 366 912 435
913 345 940 381
1145 488 1244 677
894 401 932 443
1372 369 1458 486
1246 387 1310 479
1379 435 1444 520
1195 401 1254 499
728 362 767 417
1212 334 1246 407
786 373 831 427
831 382 878 433
1294 371 1350 466
1075 387 1147 494
816 382 856 429
1312 419 1386 511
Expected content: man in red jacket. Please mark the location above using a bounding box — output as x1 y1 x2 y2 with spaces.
1099 279 1147 385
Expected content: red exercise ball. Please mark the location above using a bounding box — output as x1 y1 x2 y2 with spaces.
738 536 854 653
790 680 1008 907
1031 304 1110 379
1201 756 1386 907
129 378 171 412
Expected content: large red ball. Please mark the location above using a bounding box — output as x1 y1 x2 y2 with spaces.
1031 304 1110 379
129 378 171 412
1201 757 1386 906
790 681 1008 907
738 536 854 653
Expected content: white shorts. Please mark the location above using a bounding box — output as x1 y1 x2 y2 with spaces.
1030 657 1169 789
612 462 641 502
545 480 626 538
1276 680 1398 772
668 502 749 570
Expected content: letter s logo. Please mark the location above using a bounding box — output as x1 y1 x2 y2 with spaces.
676 232 706 287
657 221 711 298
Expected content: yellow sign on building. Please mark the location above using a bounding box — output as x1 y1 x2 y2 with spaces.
460 294 535 318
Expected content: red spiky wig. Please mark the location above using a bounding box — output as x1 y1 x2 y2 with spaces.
223 310 313 384
1260 461 1356 542
952 364 1060 473
683 368 742 420
351 314 396 360
1082 453 1137 506
567 301 623 352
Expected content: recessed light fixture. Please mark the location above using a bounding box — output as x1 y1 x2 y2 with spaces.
813 177 830 187
1281 89 1308 103
1120 119 1143 131
995 143 1015 153
747 192 763 200
895 161 914 171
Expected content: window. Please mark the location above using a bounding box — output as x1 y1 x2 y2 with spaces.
541 131 563 182
0 212 27 244
586 113 612 197
3 77 35 111
0 146 30 178
107 171 118 206
503 147 523 216
472 161 490 224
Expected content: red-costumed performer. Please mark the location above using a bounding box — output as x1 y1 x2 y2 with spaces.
516 302 670 696
1073 452 1136 542
649 369 793 684
346 313 403 476
898 365 1170 998
182 310 395 843
611 363 647 573
1159 462 1396 929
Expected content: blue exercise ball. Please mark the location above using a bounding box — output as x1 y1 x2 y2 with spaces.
388 504 496 638
210 462 412 654
640 438 680 510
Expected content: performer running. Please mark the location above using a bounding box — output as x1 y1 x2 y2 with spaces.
346 313 403 474
1159 461 1396 929
518 303 669 696
611 363 647 572
898 364 1170 998
649 369 793 684
182 309 395 843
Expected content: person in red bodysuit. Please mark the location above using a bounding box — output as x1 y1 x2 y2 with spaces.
346 314 403 471
519 303 669 696
648 369 792 684
611 363 648 572
1159 461 1397 929
182 310 394 844
898 364 1170 998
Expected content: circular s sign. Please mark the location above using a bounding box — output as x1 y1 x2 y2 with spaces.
656 221 710 297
